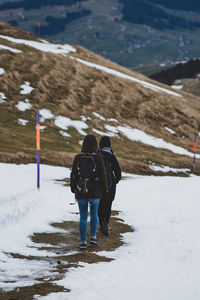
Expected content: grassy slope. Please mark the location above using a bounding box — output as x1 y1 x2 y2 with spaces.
0 22 200 175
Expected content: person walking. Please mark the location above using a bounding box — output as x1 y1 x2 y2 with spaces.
70 134 108 249
98 136 121 236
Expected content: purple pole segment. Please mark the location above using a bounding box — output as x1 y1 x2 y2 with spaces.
37 149 40 189
36 110 40 189
193 134 197 172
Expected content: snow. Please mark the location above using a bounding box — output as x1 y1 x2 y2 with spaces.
165 127 176 134
40 126 47 132
20 81 34 95
0 92 7 103
104 124 119 134
30 169 200 300
15 99 32 111
0 67 5 75
70 57 182 98
107 118 118 123
40 109 55 122
80 115 91 121
92 128 116 137
171 85 183 90
117 125 199 158
149 165 190 173
55 115 88 136
18 119 29 126
0 163 76 290
0 35 76 55
93 112 106 121
59 130 71 138
0 43 22 53
1 164 200 299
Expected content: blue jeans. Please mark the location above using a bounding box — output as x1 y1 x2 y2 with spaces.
78 198 100 242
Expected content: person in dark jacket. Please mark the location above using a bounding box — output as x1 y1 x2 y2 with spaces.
70 134 108 249
98 136 121 236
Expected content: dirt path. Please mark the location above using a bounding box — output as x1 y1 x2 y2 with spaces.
0 211 134 300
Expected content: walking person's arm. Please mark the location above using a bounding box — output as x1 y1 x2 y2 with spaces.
98 154 109 193
70 155 79 193
112 155 121 184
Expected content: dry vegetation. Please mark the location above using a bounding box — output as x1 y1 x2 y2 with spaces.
0 22 200 175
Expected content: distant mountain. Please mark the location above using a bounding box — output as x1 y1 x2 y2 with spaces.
119 0 200 30
0 0 200 75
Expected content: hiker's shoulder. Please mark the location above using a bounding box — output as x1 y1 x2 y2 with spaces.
94 152 104 162
73 153 83 162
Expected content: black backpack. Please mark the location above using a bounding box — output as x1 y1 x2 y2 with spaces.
103 156 114 189
74 153 97 194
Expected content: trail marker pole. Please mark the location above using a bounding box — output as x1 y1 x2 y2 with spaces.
193 134 197 172
36 110 40 190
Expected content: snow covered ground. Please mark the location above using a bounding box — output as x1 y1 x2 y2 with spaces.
20 81 34 95
0 67 5 75
0 35 76 55
0 163 200 299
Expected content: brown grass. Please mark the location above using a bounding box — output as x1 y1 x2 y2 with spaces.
0 22 200 175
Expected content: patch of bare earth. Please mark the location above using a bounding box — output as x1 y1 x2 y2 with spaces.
0 211 133 300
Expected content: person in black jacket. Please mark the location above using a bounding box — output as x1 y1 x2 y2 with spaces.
98 136 121 236
70 134 108 249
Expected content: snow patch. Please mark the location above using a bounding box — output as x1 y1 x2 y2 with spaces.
149 165 190 173
15 99 32 111
117 125 199 158
0 92 7 103
93 112 106 121
92 128 116 137
40 126 47 132
80 115 91 121
40 109 55 122
107 118 118 123
0 35 76 55
0 43 22 53
55 116 88 136
104 124 119 134
171 85 183 90
18 119 28 126
59 130 71 138
165 127 176 135
0 67 5 75
20 82 34 95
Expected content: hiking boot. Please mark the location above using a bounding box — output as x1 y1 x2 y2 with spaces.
80 241 87 249
89 236 99 245
102 220 109 236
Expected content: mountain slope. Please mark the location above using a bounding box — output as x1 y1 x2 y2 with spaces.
0 22 200 176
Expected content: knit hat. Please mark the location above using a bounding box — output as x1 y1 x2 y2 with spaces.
99 136 111 148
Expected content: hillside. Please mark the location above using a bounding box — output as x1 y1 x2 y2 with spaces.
0 0 200 74
0 22 200 176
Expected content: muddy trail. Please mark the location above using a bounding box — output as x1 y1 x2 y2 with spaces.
0 211 134 300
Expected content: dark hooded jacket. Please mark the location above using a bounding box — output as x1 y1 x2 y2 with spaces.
99 147 121 200
70 152 108 200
